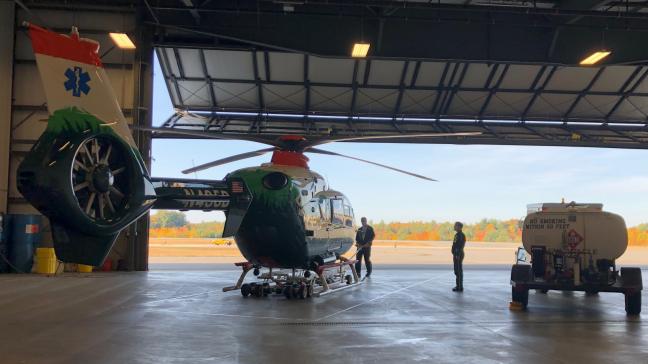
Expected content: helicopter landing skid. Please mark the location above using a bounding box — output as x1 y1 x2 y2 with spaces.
222 259 362 299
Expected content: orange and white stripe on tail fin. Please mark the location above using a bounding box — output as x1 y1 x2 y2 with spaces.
26 23 136 147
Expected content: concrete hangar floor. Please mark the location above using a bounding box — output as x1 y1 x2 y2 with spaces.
0 265 646 364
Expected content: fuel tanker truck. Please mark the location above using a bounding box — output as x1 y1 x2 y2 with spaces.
510 202 643 315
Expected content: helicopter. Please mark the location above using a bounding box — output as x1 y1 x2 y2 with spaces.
17 24 479 297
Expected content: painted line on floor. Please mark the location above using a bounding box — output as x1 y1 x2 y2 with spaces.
315 272 451 322
155 308 297 321
143 289 224 305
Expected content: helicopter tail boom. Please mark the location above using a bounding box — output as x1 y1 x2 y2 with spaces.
151 177 252 238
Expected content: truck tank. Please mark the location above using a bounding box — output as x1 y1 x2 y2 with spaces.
522 202 628 261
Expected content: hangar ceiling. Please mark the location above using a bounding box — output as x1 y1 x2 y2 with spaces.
146 0 648 149
147 0 648 65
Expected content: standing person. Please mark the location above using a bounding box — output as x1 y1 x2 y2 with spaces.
452 222 466 292
355 217 375 279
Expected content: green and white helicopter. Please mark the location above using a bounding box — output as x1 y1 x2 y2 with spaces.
17 24 478 298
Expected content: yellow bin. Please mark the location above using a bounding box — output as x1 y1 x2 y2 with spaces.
77 264 93 273
35 248 57 274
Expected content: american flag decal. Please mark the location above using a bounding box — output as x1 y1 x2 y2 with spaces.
231 181 244 193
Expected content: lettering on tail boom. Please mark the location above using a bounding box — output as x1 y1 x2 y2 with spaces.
152 178 234 211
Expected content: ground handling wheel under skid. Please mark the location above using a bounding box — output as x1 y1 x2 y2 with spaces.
224 259 362 299
240 283 271 298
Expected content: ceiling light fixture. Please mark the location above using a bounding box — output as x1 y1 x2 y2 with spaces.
109 33 136 49
579 50 611 65
351 43 370 58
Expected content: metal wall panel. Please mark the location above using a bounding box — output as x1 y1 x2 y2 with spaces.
0 1 15 214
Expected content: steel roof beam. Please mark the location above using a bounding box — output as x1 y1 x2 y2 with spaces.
348 60 360 134
605 67 648 121
163 73 648 98
521 65 558 120
198 49 217 108
161 49 185 108
563 66 607 120
391 61 410 132
304 54 314 134
252 50 264 111
430 62 450 118
479 64 510 119
441 63 470 116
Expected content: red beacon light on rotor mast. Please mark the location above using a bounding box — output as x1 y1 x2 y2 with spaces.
270 135 310 169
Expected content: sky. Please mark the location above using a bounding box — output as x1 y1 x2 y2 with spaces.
150 55 648 226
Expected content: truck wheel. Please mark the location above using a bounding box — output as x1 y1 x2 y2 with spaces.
536 289 548 294
621 267 643 288
625 292 642 315
512 288 529 308
511 264 532 283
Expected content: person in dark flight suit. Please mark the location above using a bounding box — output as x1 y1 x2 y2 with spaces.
452 221 466 292
355 217 375 278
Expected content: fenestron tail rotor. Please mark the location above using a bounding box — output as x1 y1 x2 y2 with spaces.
72 136 130 222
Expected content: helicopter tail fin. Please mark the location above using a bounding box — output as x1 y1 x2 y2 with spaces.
25 22 137 148
17 24 155 266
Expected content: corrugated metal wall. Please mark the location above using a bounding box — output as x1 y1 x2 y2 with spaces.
1 2 152 270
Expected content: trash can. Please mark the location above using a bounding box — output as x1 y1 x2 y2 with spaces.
8 214 41 273
35 247 57 274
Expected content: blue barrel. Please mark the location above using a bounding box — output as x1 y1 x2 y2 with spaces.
8 214 41 273
0 214 8 273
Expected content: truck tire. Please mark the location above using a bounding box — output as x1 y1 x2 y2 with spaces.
621 267 643 289
625 292 642 315
511 264 532 283
512 287 529 308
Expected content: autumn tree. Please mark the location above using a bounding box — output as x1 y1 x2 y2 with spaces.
150 211 188 228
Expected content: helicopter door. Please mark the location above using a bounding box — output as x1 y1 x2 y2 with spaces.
304 198 329 240
314 197 332 240
328 199 348 247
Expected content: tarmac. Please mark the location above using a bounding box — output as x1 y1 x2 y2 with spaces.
0 265 646 363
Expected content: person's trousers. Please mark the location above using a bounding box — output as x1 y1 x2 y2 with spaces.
355 246 372 276
453 252 464 288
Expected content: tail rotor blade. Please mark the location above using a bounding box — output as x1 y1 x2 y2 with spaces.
182 148 276 174
306 148 437 182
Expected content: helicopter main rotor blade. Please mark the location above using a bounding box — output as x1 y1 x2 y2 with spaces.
306 148 437 182
182 148 276 174
308 132 483 147
132 126 279 147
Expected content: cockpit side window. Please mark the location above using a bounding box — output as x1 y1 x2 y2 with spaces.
331 198 344 225
319 198 331 222
343 202 354 227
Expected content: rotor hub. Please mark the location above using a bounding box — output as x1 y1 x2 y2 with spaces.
270 150 309 168
90 164 114 193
